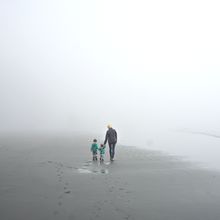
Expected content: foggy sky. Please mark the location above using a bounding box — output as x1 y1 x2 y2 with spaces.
1 0 220 144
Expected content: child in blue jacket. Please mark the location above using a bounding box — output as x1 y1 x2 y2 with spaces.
91 139 98 161
99 144 106 162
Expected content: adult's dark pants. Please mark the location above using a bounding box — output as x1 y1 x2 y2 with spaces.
108 142 116 159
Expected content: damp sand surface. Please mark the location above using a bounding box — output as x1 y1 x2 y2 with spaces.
1 135 220 220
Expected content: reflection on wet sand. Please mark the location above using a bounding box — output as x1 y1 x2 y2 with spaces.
77 161 110 174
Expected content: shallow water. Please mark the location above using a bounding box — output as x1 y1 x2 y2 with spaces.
139 130 220 170
77 161 110 174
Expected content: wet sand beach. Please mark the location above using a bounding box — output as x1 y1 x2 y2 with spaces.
1 135 220 220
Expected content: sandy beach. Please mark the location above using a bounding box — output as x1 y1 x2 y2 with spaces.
1 135 220 220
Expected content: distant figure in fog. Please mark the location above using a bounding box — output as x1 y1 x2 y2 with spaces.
104 124 117 161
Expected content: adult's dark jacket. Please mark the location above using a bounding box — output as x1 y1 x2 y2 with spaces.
104 128 117 144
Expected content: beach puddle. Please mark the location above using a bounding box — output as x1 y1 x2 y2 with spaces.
77 161 109 174
100 168 109 174
77 168 93 174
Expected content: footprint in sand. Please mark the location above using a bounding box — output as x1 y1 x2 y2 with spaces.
114 207 134 220
109 186 114 192
91 202 103 219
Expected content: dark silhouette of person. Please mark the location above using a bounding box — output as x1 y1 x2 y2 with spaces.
104 124 117 161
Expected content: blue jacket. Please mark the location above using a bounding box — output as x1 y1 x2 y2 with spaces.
91 143 98 153
99 145 106 155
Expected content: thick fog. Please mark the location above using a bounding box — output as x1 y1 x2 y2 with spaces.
1 1 220 167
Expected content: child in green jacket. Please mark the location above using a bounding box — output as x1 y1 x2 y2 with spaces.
99 144 106 162
91 139 98 161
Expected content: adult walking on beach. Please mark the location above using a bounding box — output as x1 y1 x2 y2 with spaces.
104 124 117 161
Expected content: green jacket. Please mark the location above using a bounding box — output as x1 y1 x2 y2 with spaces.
99 145 106 155
91 143 98 153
